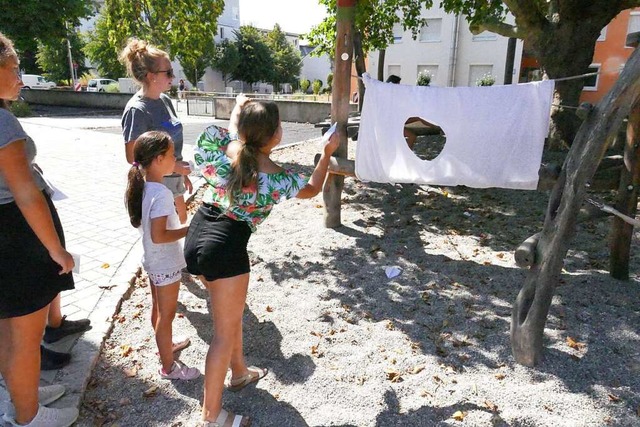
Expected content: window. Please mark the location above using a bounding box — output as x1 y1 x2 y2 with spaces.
393 24 403 43
583 64 601 91
628 13 640 35
417 65 438 82
419 18 442 42
220 27 225 39
468 64 493 86
597 26 607 42
472 31 497 41
387 65 401 81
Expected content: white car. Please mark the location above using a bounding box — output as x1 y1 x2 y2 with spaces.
21 74 56 90
87 78 117 92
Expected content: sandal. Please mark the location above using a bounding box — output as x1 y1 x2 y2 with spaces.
201 409 251 427
226 366 268 392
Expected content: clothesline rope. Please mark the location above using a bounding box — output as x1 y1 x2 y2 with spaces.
351 71 601 83
587 198 640 227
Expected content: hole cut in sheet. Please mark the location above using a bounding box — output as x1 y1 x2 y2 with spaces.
402 116 446 161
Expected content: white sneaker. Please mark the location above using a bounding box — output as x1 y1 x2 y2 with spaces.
3 384 67 420
3 404 78 427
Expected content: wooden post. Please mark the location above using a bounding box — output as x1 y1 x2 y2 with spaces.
510 47 640 366
609 102 640 280
323 0 355 228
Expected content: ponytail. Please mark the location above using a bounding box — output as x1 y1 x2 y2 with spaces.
123 131 172 227
226 101 280 203
125 165 145 227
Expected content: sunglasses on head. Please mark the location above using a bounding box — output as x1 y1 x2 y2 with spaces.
155 69 174 78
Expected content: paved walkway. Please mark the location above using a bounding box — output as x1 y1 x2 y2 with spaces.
0 106 320 423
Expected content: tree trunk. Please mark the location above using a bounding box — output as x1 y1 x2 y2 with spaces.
353 30 367 112
511 46 640 366
323 0 355 228
377 49 386 81
524 11 621 148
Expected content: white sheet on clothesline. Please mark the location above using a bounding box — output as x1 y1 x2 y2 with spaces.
355 74 555 190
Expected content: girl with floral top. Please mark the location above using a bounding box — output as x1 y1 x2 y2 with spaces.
184 95 339 427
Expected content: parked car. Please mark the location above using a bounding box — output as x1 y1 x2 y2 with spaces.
87 78 117 92
21 74 56 90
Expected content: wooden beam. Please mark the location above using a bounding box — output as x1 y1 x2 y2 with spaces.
323 0 356 228
314 153 356 177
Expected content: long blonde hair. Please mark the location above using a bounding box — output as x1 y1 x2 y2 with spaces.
119 38 168 86
226 101 280 202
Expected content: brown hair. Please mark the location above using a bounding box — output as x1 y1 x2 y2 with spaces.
119 38 168 86
0 32 17 109
124 131 173 228
226 101 280 202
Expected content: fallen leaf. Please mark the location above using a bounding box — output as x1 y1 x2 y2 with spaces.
123 367 137 377
566 336 586 350
120 345 132 357
143 386 158 397
101 263 110 269
385 369 403 383
543 405 553 412
484 400 499 412
495 373 506 380
266 306 274 312
452 410 467 421
411 365 425 375
608 393 621 402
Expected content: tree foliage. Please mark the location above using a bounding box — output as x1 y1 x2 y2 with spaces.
231 26 274 86
83 14 126 78
91 0 223 78
265 24 302 91
0 0 97 73
211 39 241 84
36 30 89 83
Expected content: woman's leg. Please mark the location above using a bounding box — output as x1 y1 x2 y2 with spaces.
150 283 159 333
201 273 249 422
0 305 48 425
46 293 63 327
153 281 180 372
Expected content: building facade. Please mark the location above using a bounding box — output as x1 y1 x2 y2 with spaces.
368 2 524 88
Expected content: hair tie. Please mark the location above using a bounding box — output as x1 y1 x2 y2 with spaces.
132 161 140 167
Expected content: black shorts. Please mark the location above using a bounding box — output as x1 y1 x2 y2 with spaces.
0 192 74 319
184 203 252 281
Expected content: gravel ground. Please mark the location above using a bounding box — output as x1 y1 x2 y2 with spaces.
78 137 640 426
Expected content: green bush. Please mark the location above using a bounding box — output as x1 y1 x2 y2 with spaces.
168 85 178 98
312 79 322 95
105 83 120 93
416 71 431 86
326 72 333 92
10 100 32 117
300 78 310 93
476 73 496 86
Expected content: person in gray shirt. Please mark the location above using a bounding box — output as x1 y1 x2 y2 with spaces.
120 38 192 223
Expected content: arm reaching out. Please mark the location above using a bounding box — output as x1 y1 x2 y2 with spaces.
229 94 250 134
296 131 340 199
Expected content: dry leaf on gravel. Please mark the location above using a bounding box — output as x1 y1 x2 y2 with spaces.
452 410 467 421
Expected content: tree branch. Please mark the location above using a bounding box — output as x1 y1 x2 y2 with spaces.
502 0 548 29
476 20 519 38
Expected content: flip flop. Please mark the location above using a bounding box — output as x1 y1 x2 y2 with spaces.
226 366 268 392
201 408 251 427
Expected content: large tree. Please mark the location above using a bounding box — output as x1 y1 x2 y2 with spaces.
83 14 126 78
36 30 89 83
309 0 640 146
0 0 97 73
211 39 241 85
306 0 430 108
231 25 274 86
265 24 303 92
93 0 223 79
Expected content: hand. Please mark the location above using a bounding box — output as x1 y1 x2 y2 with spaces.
323 132 340 157
184 175 193 194
236 93 250 108
175 160 191 176
49 248 75 275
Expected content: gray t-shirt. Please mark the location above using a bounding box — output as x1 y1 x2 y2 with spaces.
121 92 184 161
139 182 186 274
0 108 50 204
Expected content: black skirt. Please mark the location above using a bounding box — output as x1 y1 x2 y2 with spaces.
184 203 252 281
0 192 74 319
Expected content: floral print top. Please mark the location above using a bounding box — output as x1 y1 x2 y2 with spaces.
194 125 309 232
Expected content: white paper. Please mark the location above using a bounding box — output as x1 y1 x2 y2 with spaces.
322 122 337 143
384 266 402 279
69 252 81 274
